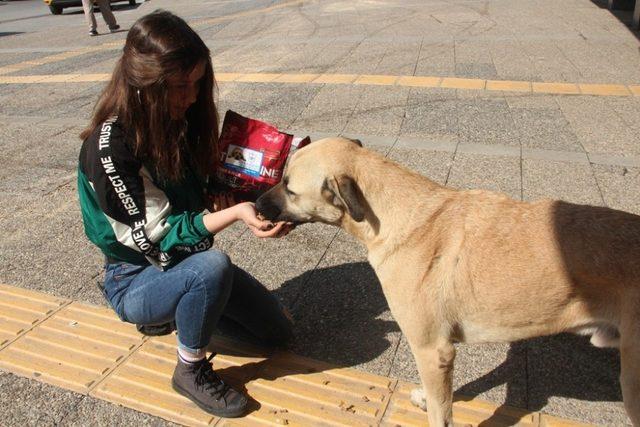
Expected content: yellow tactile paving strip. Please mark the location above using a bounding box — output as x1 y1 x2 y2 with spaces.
382 382 538 426
0 283 69 350
0 283 594 426
240 352 394 426
0 46 114 76
1 71 639 97
0 302 145 394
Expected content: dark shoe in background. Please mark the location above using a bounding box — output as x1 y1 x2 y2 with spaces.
109 25 121 33
89 30 99 36
136 321 176 336
172 353 248 417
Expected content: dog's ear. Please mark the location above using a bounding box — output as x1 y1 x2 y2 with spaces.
347 138 363 147
326 175 365 222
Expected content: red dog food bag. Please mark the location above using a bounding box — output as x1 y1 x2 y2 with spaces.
213 110 311 202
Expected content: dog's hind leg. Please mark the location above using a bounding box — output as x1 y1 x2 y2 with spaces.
410 339 456 427
619 314 640 425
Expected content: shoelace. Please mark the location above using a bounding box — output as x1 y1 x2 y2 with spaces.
193 353 231 400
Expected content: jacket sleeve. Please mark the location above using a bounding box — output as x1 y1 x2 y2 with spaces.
137 167 214 261
86 118 213 269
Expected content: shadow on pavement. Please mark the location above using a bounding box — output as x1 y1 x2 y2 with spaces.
0 32 23 37
457 335 621 425
275 262 400 367
213 261 399 415
213 261 398 368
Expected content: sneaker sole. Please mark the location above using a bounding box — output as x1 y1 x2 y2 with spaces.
171 379 247 418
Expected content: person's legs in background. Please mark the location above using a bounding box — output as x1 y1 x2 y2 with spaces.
94 0 120 32
81 0 119 36
80 0 99 36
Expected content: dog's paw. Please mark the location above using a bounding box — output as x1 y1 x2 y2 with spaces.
590 326 620 348
410 388 427 411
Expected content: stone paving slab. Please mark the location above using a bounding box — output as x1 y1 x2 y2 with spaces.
522 159 604 205
557 95 640 157
289 230 401 376
218 82 323 131
0 180 102 301
448 153 522 199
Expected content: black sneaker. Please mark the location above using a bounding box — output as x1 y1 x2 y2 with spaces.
136 321 175 336
172 353 248 417
89 30 99 36
109 25 120 33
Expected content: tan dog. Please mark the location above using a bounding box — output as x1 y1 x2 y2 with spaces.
256 137 640 426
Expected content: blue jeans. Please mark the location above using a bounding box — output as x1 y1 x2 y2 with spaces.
103 250 293 353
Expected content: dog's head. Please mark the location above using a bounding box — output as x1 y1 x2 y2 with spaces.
256 137 366 226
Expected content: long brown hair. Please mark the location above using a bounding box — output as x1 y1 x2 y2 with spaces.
81 10 219 182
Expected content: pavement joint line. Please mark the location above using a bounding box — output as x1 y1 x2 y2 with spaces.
522 147 590 164
376 377 399 424
395 136 458 152
0 41 125 76
587 152 640 168
2 71 639 98
457 142 521 158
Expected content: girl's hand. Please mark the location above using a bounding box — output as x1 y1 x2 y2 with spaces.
234 202 282 238
257 221 296 238
203 202 295 238
251 221 296 238
249 221 287 238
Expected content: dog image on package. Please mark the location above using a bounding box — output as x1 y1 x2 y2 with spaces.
256 137 640 426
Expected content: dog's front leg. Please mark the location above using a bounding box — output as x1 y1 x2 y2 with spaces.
411 340 456 427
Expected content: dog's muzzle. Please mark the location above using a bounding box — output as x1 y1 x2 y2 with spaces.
255 194 281 221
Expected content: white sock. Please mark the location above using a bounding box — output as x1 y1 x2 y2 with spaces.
178 347 206 364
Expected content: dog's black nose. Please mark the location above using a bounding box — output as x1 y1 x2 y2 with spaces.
255 195 281 221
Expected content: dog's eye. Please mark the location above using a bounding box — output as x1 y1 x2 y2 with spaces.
285 186 296 196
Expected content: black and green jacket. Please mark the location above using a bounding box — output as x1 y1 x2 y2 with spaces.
77 117 214 269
